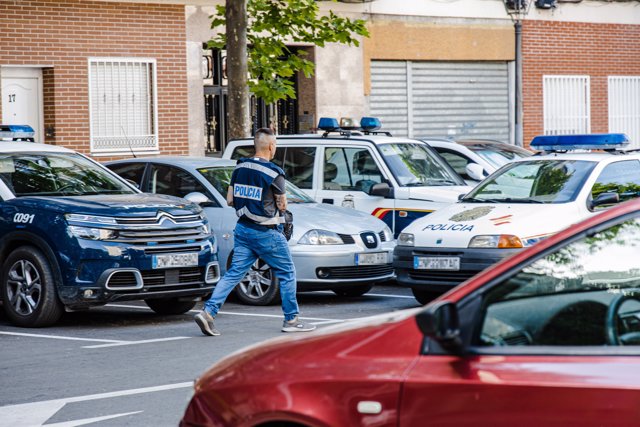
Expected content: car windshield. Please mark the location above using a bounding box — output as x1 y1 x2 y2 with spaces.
378 142 465 187
0 153 134 197
466 143 533 169
463 159 597 204
197 166 315 204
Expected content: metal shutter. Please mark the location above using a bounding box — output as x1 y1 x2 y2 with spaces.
370 61 408 137
370 61 510 141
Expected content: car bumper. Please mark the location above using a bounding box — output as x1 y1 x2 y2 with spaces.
393 245 521 292
291 242 395 285
58 238 219 308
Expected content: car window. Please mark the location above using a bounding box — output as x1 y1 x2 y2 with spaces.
379 143 465 187
591 160 640 207
230 145 315 190
477 216 640 347
146 164 212 201
465 144 532 169
107 162 146 188
0 153 134 196
464 160 596 203
324 147 383 193
436 149 472 179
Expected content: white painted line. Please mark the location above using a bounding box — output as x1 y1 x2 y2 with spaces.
0 382 192 427
83 336 191 349
0 331 123 344
314 290 415 299
106 303 342 322
45 411 143 427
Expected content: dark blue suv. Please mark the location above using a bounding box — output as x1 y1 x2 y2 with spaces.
0 142 219 327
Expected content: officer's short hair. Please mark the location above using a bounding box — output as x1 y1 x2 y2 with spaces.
255 127 275 150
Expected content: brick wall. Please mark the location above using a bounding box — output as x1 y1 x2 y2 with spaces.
522 20 640 145
0 0 189 158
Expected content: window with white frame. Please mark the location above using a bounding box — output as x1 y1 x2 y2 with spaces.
609 76 640 150
543 75 590 135
88 58 158 154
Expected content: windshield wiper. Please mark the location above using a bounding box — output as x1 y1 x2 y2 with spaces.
462 197 499 203
502 197 545 204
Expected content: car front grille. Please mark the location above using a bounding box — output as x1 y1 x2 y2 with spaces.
105 212 209 246
318 264 393 280
408 269 478 285
338 234 356 244
140 267 204 291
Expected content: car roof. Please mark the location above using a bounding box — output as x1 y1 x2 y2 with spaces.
228 134 421 147
107 156 237 169
0 141 74 154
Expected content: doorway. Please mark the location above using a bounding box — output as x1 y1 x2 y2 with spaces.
1 67 44 143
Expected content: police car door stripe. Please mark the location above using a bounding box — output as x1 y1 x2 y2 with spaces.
237 162 279 179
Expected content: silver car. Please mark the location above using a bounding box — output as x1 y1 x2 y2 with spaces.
106 157 395 305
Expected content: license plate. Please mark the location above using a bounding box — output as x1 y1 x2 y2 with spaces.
152 252 198 269
414 256 460 270
356 252 388 266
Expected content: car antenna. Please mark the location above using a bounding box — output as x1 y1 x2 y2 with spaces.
121 125 137 158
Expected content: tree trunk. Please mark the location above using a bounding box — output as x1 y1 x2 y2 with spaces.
226 0 250 140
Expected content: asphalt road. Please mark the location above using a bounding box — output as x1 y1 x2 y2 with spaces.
0 284 421 427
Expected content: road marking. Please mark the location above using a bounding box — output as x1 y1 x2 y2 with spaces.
0 382 192 427
83 336 190 349
314 290 415 299
0 331 123 344
106 303 343 322
45 411 143 427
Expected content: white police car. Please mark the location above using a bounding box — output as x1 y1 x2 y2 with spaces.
223 118 472 237
394 133 640 304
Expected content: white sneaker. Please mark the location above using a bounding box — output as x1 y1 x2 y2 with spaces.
194 310 220 336
282 316 316 333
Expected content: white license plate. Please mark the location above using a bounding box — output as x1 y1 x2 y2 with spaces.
414 256 460 270
356 252 388 266
152 252 199 269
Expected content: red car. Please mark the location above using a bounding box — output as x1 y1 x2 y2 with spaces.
182 200 640 427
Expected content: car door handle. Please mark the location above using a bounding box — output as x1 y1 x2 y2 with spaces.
321 198 334 204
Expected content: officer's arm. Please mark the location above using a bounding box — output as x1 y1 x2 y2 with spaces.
226 186 234 207
275 193 287 212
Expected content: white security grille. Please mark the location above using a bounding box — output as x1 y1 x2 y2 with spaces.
543 75 590 135
609 76 640 149
88 58 158 154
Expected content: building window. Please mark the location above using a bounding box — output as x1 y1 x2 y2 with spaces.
543 75 590 135
609 76 640 150
88 58 158 155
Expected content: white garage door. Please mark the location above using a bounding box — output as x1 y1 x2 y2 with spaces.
370 61 510 141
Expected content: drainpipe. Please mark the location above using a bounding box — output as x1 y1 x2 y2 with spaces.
514 19 523 147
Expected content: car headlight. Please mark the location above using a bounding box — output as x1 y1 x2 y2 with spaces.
398 233 414 246
68 225 118 240
298 229 344 245
468 234 523 248
65 213 117 225
381 225 393 242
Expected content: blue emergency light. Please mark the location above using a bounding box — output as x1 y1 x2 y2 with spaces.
0 124 35 142
530 133 630 152
360 117 381 132
318 117 340 132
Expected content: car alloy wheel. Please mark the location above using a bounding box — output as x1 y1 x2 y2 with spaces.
234 258 280 306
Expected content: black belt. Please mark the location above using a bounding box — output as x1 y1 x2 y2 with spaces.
238 220 278 231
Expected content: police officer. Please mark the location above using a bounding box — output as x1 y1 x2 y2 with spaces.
194 128 316 336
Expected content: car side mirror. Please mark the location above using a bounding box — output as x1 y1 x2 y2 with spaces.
368 182 393 198
590 191 620 209
415 301 464 354
184 192 215 207
465 163 486 182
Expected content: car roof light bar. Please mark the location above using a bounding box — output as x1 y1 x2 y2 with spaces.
530 133 630 152
317 117 391 138
0 124 35 142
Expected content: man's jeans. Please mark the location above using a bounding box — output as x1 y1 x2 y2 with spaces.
203 221 299 321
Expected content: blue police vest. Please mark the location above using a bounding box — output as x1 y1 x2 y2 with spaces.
232 158 285 225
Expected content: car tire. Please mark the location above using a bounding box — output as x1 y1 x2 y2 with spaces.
1 246 63 327
231 255 280 306
145 298 197 315
332 284 373 297
412 288 442 305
